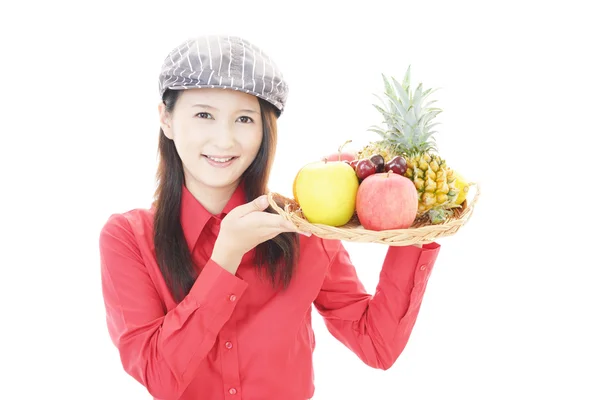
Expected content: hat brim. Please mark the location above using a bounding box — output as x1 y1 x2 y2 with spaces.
164 84 284 114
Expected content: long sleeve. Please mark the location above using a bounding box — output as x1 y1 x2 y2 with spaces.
99 213 248 400
313 239 441 370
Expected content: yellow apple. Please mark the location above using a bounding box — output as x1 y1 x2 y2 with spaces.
293 160 359 226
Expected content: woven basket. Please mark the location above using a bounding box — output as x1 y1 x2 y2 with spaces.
267 182 480 246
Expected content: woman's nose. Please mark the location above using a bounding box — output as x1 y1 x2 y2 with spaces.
212 122 236 149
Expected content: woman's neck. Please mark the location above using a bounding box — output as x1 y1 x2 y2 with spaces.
185 180 239 215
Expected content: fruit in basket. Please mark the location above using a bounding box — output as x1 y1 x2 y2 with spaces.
355 158 377 181
326 152 355 162
292 172 300 202
357 66 461 224
453 171 469 205
325 139 356 162
384 155 407 175
356 171 418 230
293 160 359 226
369 154 385 173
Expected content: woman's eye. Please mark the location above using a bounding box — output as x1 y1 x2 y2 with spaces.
196 112 213 119
237 116 254 123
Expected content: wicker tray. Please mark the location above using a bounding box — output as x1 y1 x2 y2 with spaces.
267 182 480 246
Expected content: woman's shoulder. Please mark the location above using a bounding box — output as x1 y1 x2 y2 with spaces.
99 206 156 246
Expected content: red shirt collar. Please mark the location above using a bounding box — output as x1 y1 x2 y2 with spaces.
180 182 248 251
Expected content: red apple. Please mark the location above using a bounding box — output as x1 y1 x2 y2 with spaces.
324 139 356 162
355 171 418 230
325 152 355 162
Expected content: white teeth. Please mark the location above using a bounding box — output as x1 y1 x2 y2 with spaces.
206 156 234 163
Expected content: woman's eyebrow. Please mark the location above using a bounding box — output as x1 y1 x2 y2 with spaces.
191 104 258 114
191 104 217 109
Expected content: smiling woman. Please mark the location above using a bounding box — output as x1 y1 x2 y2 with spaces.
153 84 294 302
98 34 441 400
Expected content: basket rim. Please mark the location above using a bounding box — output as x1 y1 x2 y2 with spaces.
266 181 480 244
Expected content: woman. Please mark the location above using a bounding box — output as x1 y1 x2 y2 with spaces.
99 35 441 400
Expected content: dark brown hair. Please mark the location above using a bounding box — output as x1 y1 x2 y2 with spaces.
152 89 299 302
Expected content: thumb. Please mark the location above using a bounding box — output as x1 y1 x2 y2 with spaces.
231 194 269 218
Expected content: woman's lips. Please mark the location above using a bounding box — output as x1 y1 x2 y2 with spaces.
202 154 238 167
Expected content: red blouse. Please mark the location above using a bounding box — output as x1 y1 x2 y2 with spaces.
99 183 441 400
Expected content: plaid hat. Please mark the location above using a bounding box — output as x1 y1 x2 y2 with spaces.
158 35 288 114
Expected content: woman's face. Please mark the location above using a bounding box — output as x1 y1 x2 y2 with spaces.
159 88 263 194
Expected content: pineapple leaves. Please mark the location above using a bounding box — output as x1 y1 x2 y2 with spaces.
425 122 441 132
413 83 423 117
383 93 408 121
420 110 442 128
381 74 394 96
372 102 397 131
391 77 410 109
402 65 411 91
369 66 444 155
423 99 438 110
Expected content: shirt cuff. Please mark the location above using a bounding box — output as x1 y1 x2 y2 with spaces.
382 242 441 286
413 241 440 285
187 260 249 334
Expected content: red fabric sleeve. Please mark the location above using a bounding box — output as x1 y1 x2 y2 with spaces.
99 214 248 400
313 239 441 370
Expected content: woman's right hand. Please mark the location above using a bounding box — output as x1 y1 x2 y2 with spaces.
211 194 309 275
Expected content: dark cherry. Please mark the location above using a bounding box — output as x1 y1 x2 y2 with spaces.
349 159 359 170
355 159 377 181
384 155 408 175
369 154 385 173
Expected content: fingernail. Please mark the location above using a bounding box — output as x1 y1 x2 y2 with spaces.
259 195 269 207
300 231 312 237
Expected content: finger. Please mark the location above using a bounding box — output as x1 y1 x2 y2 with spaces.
229 194 269 218
251 213 297 231
265 225 313 238
243 212 312 238
258 214 311 236
264 229 312 241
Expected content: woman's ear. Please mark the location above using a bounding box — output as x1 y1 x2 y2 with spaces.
158 102 174 139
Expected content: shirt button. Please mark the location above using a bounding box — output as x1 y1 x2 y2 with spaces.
225 341 233 349
419 264 427 271
229 294 237 302
229 388 237 395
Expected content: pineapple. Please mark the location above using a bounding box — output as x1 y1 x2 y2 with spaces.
358 66 462 224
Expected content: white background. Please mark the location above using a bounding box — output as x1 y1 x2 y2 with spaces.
1 0 599 399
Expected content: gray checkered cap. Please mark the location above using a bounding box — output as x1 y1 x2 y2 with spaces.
158 35 288 114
